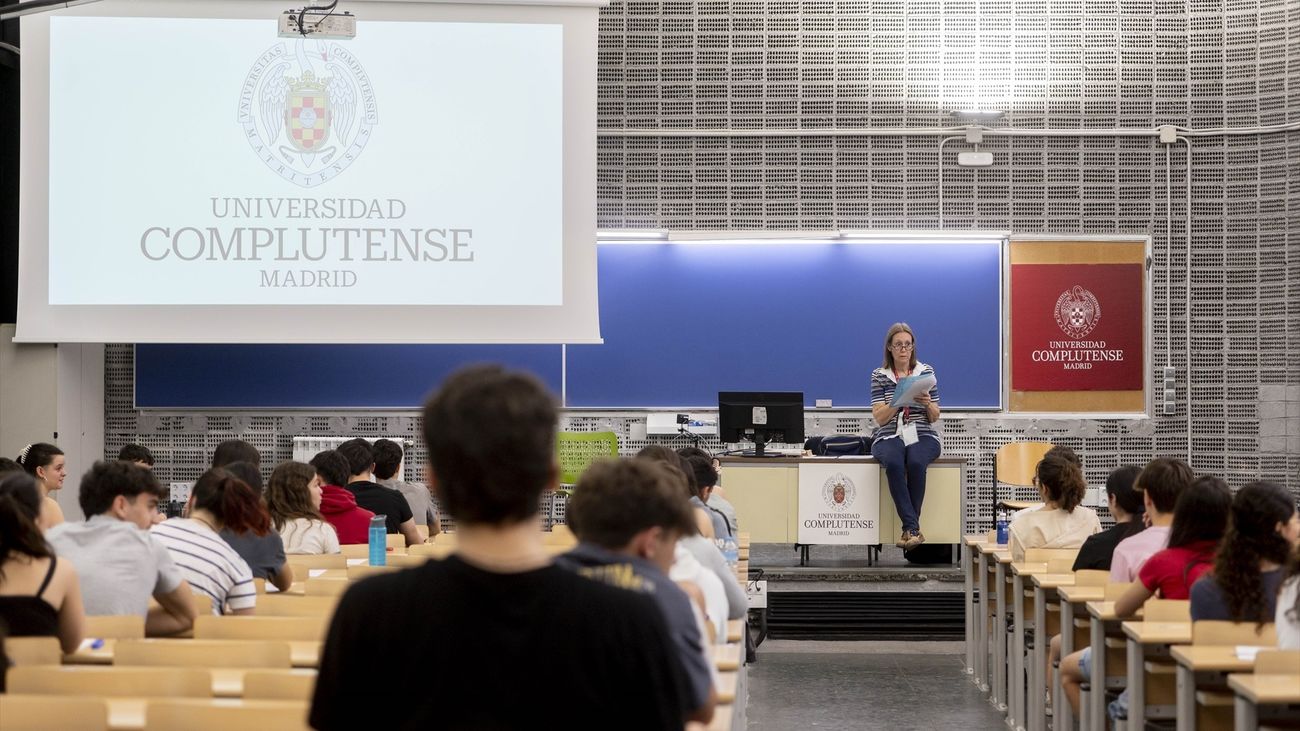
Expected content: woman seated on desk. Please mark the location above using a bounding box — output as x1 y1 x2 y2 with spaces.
1007 452 1100 562
869 322 941 551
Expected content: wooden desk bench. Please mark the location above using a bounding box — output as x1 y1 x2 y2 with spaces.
1172 645 1258 731
1121 621 1191 731
1229 673 1300 731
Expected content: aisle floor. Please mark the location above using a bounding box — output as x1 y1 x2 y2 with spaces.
746 641 1008 730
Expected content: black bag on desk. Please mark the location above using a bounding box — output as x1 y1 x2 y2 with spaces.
803 435 869 456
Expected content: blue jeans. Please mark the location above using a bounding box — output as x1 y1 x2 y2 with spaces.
871 436 942 533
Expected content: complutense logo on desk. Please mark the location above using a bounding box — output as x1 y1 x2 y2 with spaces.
821 473 858 511
239 39 378 188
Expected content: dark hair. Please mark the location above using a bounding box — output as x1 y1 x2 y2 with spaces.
1135 458 1194 513
1212 481 1296 625
568 459 697 549
1105 465 1144 516
117 444 155 466
1036 453 1086 513
683 454 718 490
0 458 21 474
265 461 322 531
1045 444 1082 467
1167 476 1231 549
309 450 351 488
212 440 260 468
16 443 63 477
78 461 164 517
0 472 51 581
421 365 557 525
675 446 713 462
191 468 270 536
371 439 404 481
636 446 699 499
220 461 264 495
336 438 374 479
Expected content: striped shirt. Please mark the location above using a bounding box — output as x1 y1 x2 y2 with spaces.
869 362 941 446
151 518 256 614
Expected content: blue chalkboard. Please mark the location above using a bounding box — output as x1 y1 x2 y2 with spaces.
135 241 1002 409
565 243 1002 408
134 344 562 408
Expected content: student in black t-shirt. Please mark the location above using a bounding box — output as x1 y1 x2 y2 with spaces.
310 365 689 731
336 438 422 548
1071 465 1145 571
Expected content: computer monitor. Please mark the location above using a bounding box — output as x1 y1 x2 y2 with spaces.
717 391 805 458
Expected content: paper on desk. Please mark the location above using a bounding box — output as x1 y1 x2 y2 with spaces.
346 558 366 566
1235 645 1264 661
309 568 329 577
889 372 937 408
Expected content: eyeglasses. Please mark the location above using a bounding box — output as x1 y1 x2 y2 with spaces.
890 342 914 350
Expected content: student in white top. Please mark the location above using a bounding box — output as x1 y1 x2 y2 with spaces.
151 468 260 615
1008 452 1101 562
265 461 341 555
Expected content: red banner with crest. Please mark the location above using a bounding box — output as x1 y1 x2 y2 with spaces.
1011 263 1143 391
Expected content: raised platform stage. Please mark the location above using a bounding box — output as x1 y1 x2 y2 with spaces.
750 543 965 642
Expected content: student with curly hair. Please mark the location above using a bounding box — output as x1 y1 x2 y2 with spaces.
1008 452 1101 562
1191 481 1300 624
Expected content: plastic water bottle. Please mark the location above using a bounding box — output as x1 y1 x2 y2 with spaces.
368 515 388 566
995 510 1009 545
722 535 740 566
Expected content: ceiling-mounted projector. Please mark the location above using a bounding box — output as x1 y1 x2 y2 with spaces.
279 8 356 39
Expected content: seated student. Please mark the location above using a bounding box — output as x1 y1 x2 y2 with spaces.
1008 452 1101 562
46 461 197 636
0 472 84 654
152 468 260 615
671 540 728 643
636 448 747 620
678 446 739 533
684 454 732 539
310 365 690 731
371 438 440 538
211 439 261 469
336 438 422 548
1191 481 1300 623
265 461 341 555
310 449 375 545
17 442 67 530
1060 475 1232 715
1071 465 1144 571
117 444 155 470
561 458 717 724
1278 551 1300 649
639 446 716 540
1009 444 1084 519
216 461 293 592
1109 458 1193 581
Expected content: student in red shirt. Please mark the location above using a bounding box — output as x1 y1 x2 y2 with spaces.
310 449 374 545
1115 475 1232 613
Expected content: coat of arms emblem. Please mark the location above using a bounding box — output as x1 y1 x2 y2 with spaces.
822 473 856 511
239 40 377 187
1054 285 1101 340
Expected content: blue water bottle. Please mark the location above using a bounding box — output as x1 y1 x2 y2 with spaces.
995 510 1009 545
368 515 388 566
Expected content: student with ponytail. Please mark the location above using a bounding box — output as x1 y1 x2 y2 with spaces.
1007 452 1101 562
151 468 264 615
16 442 67 529
0 472 84 657
1191 481 1300 624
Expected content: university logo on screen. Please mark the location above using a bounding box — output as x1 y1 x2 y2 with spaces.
238 40 378 188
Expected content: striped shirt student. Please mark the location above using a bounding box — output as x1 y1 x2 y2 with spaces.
152 518 256 614
869 363 941 446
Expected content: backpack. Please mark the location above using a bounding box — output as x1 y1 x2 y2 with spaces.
803 435 869 456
